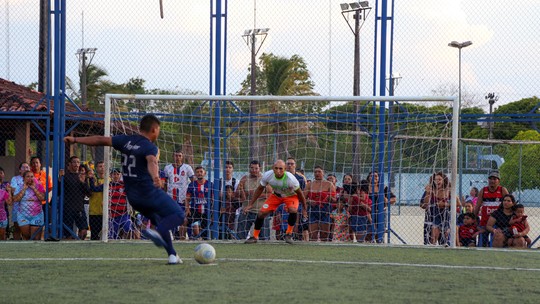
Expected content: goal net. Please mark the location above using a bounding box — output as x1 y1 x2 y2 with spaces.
100 94 458 246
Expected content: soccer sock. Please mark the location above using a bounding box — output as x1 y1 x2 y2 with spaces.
253 229 260 239
156 213 183 256
286 213 297 234
253 216 265 239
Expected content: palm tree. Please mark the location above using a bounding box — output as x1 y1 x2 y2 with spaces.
237 53 323 162
65 64 113 111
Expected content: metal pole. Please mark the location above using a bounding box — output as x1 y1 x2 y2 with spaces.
38 0 49 94
81 50 87 108
249 33 257 159
351 10 361 181
457 48 463 200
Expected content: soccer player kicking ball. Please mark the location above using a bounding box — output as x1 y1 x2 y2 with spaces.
64 114 185 264
244 159 307 244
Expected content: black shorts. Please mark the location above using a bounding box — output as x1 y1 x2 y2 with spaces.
460 238 476 246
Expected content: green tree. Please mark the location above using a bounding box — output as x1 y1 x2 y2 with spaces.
236 53 322 160
65 64 116 111
492 96 540 140
500 130 540 192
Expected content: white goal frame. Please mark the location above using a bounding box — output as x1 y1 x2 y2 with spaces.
102 94 459 247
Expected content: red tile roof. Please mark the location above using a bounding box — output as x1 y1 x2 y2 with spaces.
0 78 80 113
0 78 50 112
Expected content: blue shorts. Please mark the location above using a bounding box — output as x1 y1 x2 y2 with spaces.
11 203 18 223
309 205 331 224
128 189 184 224
18 211 44 227
0 219 7 228
109 214 132 239
350 215 369 233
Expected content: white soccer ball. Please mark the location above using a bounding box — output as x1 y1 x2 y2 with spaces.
194 243 216 264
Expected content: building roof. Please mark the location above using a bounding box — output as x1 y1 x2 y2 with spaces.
0 78 83 113
0 78 49 112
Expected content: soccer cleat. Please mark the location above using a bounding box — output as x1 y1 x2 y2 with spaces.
284 234 294 244
141 228 166 248
244 237 258 244
168 254 183 265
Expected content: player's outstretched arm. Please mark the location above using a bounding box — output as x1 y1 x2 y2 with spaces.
146 154 162 188
64 136 113 147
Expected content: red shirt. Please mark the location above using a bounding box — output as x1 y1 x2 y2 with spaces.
459 224 478 239
109 181 128 218
479 186 503 226
349 195 372 216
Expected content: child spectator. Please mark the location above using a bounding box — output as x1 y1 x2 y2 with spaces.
463 187 479 207
108 168 132 239
508 204 531 248
330 197 350 242
457 202 475 226
349 181 372 242
220 185 240 239
457 212 479 247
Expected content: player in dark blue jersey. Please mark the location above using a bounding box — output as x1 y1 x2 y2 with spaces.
64 114 185 264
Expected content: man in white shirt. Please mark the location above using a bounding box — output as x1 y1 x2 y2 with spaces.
163 149 194 240
243 159 307 244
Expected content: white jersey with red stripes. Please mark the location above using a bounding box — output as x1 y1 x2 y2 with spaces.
163 163 194 204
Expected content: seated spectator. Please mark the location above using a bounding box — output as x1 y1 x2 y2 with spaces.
457 212 479 247
508 203 531 248
486 194 526 248
457 202 476 226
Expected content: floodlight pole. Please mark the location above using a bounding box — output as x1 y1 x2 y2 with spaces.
76 48 97 109
243 28 269 159
448 40 472 248
341 2 372 181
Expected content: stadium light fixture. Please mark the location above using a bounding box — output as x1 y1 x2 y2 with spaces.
340 3 349 10
359 1 369 7
349 2 360 9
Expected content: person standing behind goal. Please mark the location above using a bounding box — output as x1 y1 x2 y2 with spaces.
163 149 194 240
64 114 185 264
244 159 307 244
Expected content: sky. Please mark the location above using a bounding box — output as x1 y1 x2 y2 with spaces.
1 0 539 110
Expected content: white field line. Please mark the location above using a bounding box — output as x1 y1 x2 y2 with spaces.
1 257 539 272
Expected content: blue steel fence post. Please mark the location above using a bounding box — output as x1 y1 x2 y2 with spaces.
50 0 68 239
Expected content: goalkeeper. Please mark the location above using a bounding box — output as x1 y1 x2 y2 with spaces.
64 114 185 265
244 159 307 244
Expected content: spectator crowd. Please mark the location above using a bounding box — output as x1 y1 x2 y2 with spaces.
0 154 534 248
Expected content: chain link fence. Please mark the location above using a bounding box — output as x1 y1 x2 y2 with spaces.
1 1 539 246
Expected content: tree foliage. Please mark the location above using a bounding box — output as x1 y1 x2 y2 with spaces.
492 96 540 140
500 130 540 192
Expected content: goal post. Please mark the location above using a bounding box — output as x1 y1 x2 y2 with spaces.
102 94 459 247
